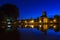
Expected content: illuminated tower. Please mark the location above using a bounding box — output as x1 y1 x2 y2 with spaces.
1 4 19 31
40 10 48 35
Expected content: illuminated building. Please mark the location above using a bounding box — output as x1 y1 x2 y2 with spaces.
53 15 60 32
1 9 60 33
18 11 60 32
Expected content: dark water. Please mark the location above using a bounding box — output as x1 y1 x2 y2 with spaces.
0 29 20 40
17 28 60 40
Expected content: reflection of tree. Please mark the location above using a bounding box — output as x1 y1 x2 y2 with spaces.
0 30 20 40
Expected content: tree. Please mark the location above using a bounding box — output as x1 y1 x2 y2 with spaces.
0 4 20 40
1 4 19 20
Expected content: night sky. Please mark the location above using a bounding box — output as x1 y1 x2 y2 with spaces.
1 0 60 40
0 0 60 19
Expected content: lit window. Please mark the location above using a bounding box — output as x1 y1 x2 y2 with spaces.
50 24 53 26
43 24 48 30
43 18 48 23
29 20 34 23
8 22 11 24
25 25 28 27
50 21 53 23
53 25 56 29
39 25 42 28
29 25 34 28
53 19 56 22
8 25 11 27
39 20 42 23
24 21 27 23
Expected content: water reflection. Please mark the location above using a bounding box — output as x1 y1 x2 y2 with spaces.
17 27 60 40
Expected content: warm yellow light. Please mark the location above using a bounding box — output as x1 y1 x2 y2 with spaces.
43 24 48 30
43 18 48 23
25 25 28 27
24 20 27 23
29 25 34 28
53 19 56 22
50 21 53 23
39 20 42 23
29 20 34 23
39 25 42 28
50 24 53 26
53 25 56 29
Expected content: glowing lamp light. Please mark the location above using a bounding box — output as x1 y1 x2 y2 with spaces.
8 25 11 28
53 25 56 29
43 18 48 23
8 22 11 24
29 25 34 28
39 20 42 23
25 25 28 27
24 21 27 23
39 25 42 28
29 20 34 23
53 19 56 22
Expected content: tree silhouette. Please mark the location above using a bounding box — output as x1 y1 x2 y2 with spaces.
1 4 19 20
0 4 20 40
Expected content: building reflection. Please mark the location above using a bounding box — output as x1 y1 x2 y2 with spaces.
1 10 60 34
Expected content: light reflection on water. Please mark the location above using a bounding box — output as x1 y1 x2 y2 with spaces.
17 27 60 40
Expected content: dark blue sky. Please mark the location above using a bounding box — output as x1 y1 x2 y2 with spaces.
0 0 60 19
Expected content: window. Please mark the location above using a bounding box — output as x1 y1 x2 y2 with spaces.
43 18 48 23
29 25 34 28
8 25 11 28
29 20 34 23
53 19 56 23
8 22 11 24
25 25 28 27
50 21 53 23
43 24 48 30
39 20 42 23
24 20 27 23
39 25 42 28
53 25 56 29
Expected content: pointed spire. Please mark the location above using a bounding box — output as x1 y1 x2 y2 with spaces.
42 10 47 17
